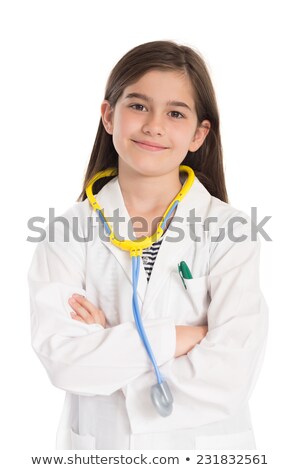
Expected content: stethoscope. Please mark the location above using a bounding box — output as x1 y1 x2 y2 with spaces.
86 165 195 417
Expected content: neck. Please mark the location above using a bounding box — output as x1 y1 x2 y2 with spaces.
118 163 183 214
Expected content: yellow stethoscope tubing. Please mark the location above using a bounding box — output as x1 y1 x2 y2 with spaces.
85 165 195 256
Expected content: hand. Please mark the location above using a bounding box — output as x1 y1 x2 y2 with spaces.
175 325 208 358
68 294 107 327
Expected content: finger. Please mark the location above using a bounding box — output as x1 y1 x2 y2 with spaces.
72 294 106 326
70 312 85 323
92 309 106 327
69 297 106 326
68 298 93 324
72 294 101 317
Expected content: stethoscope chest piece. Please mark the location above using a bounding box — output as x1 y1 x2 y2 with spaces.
151 380 173 417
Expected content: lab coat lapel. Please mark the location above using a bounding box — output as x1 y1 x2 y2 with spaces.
141 178 212 317
91 177 148 302
140 222 191 317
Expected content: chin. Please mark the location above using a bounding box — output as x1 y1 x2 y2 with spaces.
123 158 160 175
120 154 181 177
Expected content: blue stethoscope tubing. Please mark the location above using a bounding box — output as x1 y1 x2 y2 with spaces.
96 200 178 416
131 200 178 384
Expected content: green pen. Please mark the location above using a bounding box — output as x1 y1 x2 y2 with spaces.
178 261 193 289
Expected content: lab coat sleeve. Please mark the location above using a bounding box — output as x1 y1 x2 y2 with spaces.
124 214 269 432
28 208 176 396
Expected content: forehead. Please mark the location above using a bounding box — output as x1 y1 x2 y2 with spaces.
120 69 196 106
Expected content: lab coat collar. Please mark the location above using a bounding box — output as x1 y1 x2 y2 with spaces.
90 174 212 316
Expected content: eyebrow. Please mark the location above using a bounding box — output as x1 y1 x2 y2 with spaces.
124 92 192 112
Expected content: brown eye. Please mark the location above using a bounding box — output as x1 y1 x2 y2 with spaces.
169 111 184 119
130 104 146 111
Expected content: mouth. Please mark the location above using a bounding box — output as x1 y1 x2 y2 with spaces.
132 140 168 152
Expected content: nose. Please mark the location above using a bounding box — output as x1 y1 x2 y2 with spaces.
142 113 165 136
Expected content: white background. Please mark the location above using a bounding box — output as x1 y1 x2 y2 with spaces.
1 0 299 468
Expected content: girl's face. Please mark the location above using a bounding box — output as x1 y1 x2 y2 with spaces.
101 69 210 177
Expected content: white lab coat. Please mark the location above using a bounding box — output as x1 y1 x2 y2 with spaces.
28 175 268 450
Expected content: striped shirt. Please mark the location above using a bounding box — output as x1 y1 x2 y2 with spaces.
141 233 165 282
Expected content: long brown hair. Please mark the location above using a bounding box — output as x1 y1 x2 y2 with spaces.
78 40 228 203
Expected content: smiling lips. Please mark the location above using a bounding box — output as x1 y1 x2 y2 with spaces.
133 140 168 151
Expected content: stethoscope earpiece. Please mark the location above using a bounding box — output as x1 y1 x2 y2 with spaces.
151 380 173 417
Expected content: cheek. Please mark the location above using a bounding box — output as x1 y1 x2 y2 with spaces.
114 111 137 137
112 118 136 153
171 126 194 148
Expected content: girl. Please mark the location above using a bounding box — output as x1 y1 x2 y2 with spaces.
28 40 268 450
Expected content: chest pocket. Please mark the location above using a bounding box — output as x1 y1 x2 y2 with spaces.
167 272 210 325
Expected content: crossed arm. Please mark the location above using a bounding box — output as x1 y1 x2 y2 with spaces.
68 293 208 358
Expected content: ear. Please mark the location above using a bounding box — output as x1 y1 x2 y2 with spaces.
188 120 211 152
101 100 114 135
